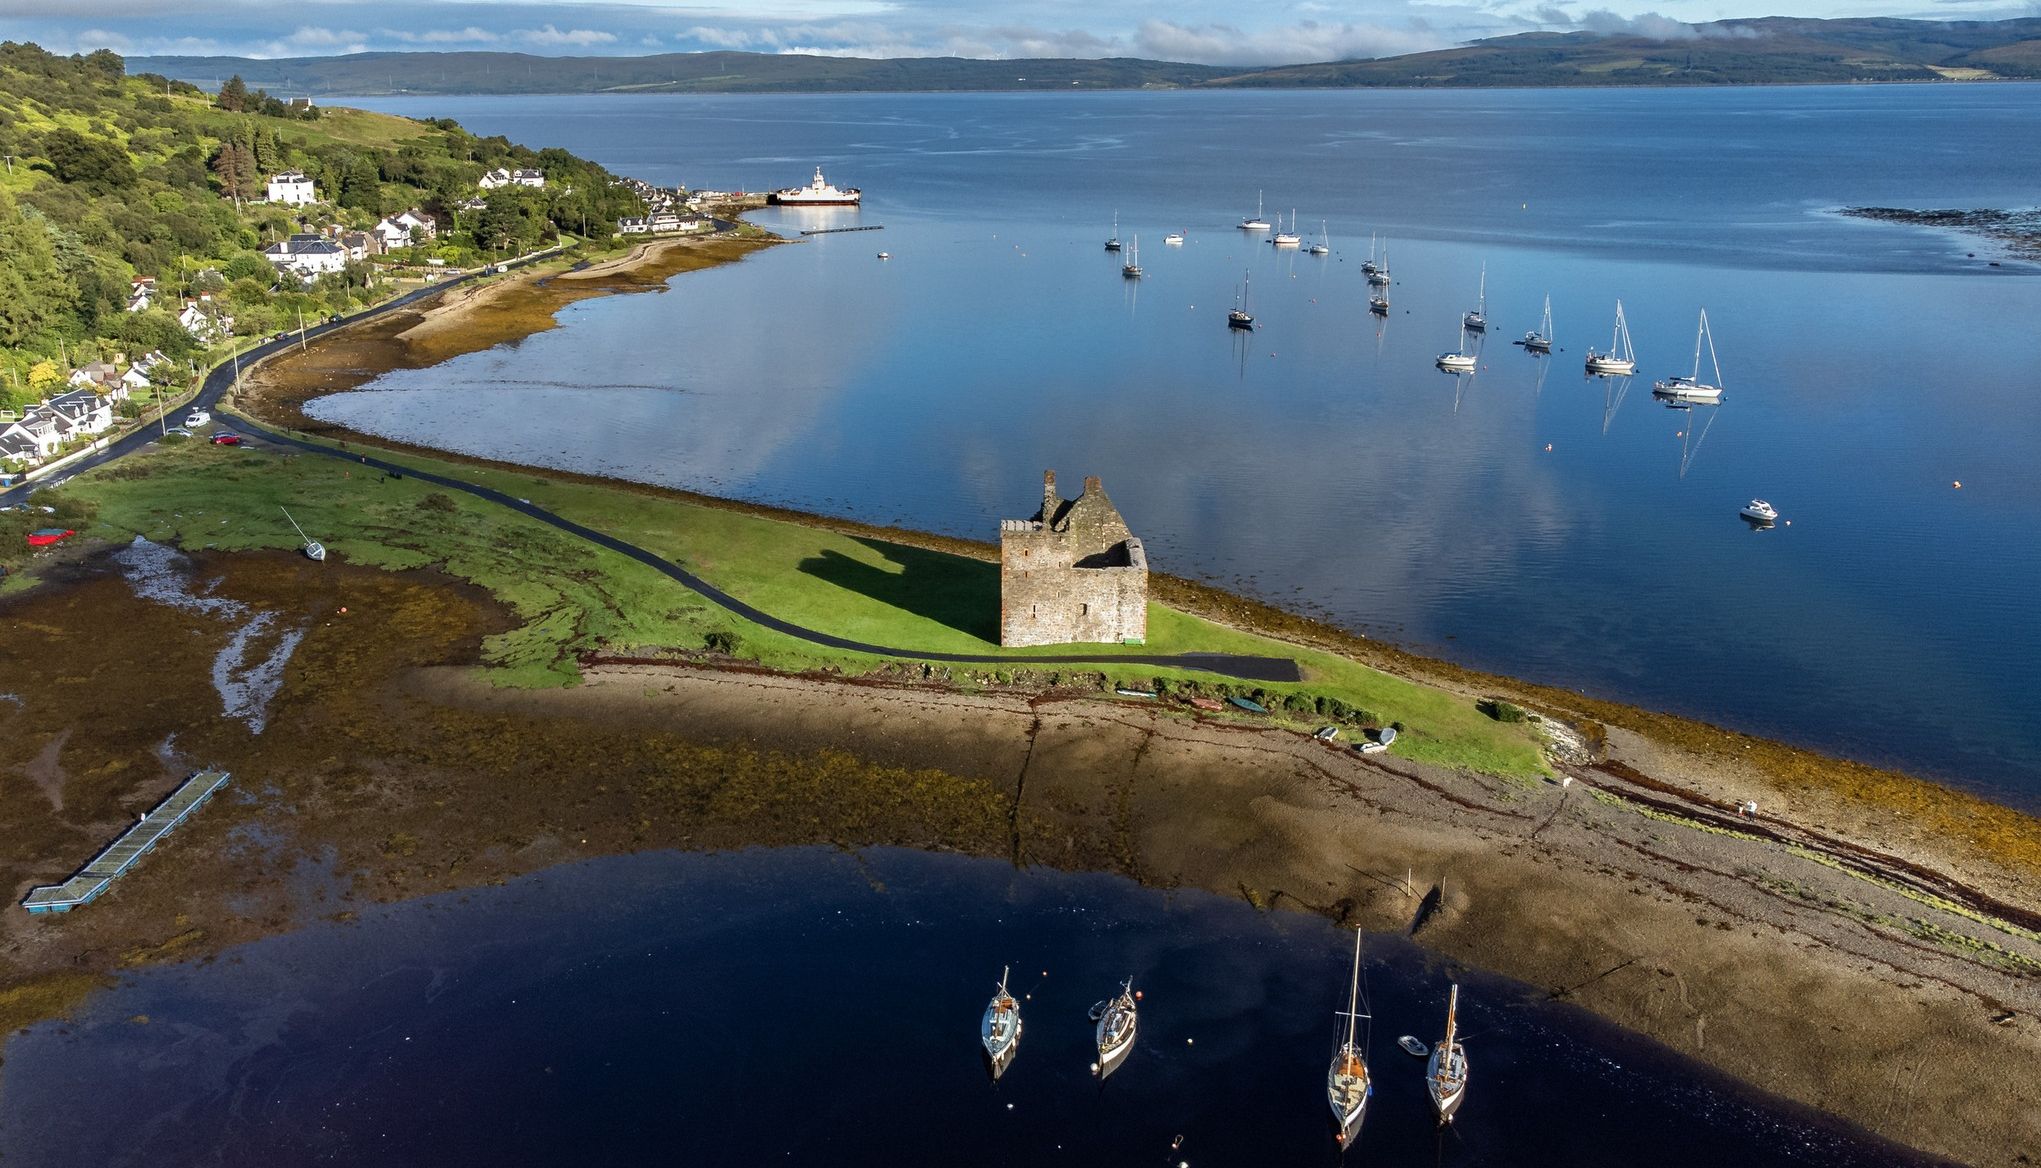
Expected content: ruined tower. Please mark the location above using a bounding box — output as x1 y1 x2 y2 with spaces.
998 470 1148 647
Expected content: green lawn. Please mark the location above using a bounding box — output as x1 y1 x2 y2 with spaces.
49 436 1545 778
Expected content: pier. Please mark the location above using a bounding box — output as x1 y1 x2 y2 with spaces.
22 771 232 914
799 225 885 235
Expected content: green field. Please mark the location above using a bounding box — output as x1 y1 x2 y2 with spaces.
43 434 1546 778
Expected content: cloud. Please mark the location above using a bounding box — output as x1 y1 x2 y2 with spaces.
1133 19 1447 66
383 27 501 46
1559 10 1767 40
516 23 620 48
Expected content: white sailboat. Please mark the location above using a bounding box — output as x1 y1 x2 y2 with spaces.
1228 270 1255 330
1307 220 1330 255
1426 984 1470 1123
1437 327 1477 372
1462 263 1488 332
1585 299 1637 376
1367 244 1391 287
1103 211 1121 253
1273 210 1302 247
1368 286 1390 315
1326 928 1372 1147
1361 232 1380 275
1121 236 1142 279
1519 294 1554 353
981 966 1023 1080
1093 977 1139 1079
1653 308 1725 403
280 507 325 562
1239 190 1272 231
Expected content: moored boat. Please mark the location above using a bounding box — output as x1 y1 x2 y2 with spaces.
1164 231 1185 246
1585 299 1637 376
281 506 326 562
1463 262 1488 332
1273 210 1302 247
1326 928 1372 1148
1093 977 1139 1079
1519 294 1555 352
1367 244 1391 287
981 965 1023 1080
1239 190 1272 231
1121 236 1142 279
1104 211 1121 253
1426 984 1470 1123
1652 308 1726 403
1229 270 1255 330
1307 220 1330 255
768 166 861 206
1740 498 1779 524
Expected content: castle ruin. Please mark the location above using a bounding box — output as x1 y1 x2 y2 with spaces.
999 470 1148 647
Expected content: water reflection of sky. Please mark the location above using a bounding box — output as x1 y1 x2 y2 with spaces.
324 89 2041 805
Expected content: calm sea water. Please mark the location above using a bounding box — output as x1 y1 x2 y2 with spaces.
0 848 1938 1167
329 89 2041 806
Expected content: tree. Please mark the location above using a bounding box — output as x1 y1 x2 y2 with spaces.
0 192 64 347
28 359 62 396
217 75 249 113
40 128 136 192
338 154 381 212
210 141 257 206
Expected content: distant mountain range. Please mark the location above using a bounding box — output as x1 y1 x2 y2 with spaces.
133 17 2041 96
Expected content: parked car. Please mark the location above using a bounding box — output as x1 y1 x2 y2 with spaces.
164 426 192 438
184 409 210 427
210 432 241 446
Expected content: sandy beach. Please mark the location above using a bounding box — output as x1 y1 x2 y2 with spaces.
3 229 2038 1166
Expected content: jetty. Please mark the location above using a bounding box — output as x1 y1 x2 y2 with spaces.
799 225 885 236
21 771 232 914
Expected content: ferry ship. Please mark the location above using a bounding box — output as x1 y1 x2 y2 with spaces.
769 166 861 206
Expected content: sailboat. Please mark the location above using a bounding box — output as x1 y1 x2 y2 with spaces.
1426 984 1470 1123
1273 210 1302 248
981 966 1022 1080
1462 263 1488 332
1307 221 1331 255
1436 327 1477 372
1518 294 1555 353
1653 308 1725 403
1326 928 1372 1147
1228 270 1255 330
1239 190 1272 231
1361 233 1380 275
1585 299 1637 376
280 507 325 562
1368 286 1390 315
1367 244 1391 287
1121 236 1142 279
1093 977 1139 1079
1103 211 1121 253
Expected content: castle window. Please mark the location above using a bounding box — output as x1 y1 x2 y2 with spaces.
1080 603 1089 616
1031 605 1037 618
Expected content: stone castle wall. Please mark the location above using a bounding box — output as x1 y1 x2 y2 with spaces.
999 471 1148 647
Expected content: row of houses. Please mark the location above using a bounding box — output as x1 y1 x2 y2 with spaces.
262 210 440 280
617 211 711 236
1 352 178 469
479 167 546 190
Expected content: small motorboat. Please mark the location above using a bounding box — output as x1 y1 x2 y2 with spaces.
1398 1035 1430 1057
1357 726 1397 755
1164 231 1185 246
1740 499 1779 524
1436 352 1476 373
1313 726 1341 742
1093 978 1139 1080
876 251 891 260
981 966 1023 1081
1227 696 1269 714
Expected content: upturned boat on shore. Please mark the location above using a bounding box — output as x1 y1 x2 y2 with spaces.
1092 977 1139 1079
981 965 1022 1080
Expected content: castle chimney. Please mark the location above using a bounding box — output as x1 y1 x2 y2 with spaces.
1083 475 1102 494
1042 470 1059 519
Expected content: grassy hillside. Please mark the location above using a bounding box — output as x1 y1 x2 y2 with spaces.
0 43 644 415
130 51 1233 96
136 18 2041 94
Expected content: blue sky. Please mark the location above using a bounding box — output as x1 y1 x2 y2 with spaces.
4 0 2035 65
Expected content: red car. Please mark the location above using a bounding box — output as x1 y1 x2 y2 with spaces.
211 432 242 446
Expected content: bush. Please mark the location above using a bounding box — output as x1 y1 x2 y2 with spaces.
417 491 458 513
1478 699 1527 723
702 630 741 655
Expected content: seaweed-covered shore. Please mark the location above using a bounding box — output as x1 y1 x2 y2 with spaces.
1841 205 2041 261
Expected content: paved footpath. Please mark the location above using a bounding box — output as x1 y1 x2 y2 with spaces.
7 248 1301 684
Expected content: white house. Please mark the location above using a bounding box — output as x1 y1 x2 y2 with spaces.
372 211 435 250
179 299 233 344
262 237 348 278
479 167 545 190
68 362 122 392
267 172 318 205
616 216 650 235
126 276 157 313
45 390 113 436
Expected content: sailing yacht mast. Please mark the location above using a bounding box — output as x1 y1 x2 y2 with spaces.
1343 928 1363 1052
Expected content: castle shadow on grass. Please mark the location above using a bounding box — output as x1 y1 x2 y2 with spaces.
797 537 1001 643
